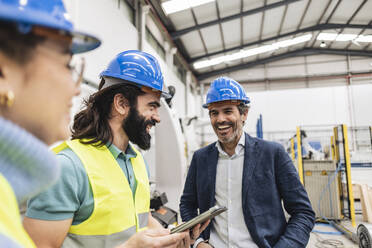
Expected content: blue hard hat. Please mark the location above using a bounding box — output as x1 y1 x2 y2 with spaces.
100 50 171 99
0 0 101 54
203 77 250 108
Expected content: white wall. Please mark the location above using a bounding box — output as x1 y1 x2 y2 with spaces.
64 0 199 119
64 0 138 83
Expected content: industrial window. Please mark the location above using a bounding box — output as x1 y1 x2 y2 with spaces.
173 55 186 84
145 28 166 60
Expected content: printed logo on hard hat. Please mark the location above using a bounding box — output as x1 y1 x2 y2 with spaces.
121 52 163 88
229 84 241 96
220 88 238 99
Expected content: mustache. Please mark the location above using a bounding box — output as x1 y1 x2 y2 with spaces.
144 119 157 127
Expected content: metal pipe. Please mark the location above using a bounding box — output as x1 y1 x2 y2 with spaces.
329 221 359 243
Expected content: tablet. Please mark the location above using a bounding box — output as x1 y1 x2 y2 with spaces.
170 205 227 234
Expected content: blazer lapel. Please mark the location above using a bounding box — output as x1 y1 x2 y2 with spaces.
242 133 258 206
207 144 219 207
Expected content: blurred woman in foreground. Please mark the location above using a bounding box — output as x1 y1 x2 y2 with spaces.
0 0 100 246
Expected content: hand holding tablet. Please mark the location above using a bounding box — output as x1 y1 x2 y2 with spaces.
170 205 227 234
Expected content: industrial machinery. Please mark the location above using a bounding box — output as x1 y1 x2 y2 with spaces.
150 191 178 228
290 125 372 247
292 125 356 225
303 160 342 220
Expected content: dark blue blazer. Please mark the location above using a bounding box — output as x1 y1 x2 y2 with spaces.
180 133 315 248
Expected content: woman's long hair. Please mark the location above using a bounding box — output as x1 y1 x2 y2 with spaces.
71 79 145 146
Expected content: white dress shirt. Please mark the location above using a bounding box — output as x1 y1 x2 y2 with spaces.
207 134 258 248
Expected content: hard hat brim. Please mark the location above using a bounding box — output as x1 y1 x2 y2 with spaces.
70 30 101 54
100 76 172 100
202 99 250 108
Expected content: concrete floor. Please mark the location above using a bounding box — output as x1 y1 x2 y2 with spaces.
308 222 357 247
307 215 367 248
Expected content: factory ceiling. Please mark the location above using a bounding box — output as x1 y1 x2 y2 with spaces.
147 0 372 83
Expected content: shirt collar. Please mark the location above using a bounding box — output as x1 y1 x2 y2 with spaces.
106 142 137 159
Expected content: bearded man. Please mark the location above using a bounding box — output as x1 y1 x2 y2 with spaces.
23 50 198 248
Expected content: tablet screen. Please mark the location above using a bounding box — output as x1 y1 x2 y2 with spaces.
170 205 227 234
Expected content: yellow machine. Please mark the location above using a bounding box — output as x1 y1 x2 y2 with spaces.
291 125 355 226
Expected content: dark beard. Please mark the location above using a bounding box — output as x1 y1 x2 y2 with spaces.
123 107 156 150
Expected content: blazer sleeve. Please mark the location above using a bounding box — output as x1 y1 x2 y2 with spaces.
273 145 315 248
179 153 199 222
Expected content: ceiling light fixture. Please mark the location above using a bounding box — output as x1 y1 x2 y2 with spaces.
162 0 215 15
193 34 312 69
317 33 338 41
355 35 372 43
317 33 372 43
335 34 357 41
320 41 326 48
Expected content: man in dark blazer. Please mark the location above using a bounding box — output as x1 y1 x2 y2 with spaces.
180 77 315 248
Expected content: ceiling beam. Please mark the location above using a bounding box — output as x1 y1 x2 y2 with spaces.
196 47 372 81
190 23 372 62
170 0 302 40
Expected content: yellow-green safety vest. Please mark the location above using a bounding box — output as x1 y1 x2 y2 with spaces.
0 174 36 248
53 139 150 248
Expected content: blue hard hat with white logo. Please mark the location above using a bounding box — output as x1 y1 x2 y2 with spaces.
0 0 101 54
100 50 171 99
203 77 250 108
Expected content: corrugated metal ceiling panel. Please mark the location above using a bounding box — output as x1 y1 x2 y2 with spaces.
352 1 372 24
280 0 310 35
242 0 265 12
261 5 286 39
217 0 241 18
221 19 242 49
243 13 262 43
300 1 330 28
180 31 205 57
328 0 365 23
168 9 195 30
200 25 223 53
192 2 217 24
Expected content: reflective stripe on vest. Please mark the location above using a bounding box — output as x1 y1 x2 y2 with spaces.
53 140 150 248
0 174 36 248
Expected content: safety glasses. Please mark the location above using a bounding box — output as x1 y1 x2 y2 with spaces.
68 56 85 86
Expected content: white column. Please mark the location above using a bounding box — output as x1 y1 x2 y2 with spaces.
138 4 150 50
185 71 192 116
